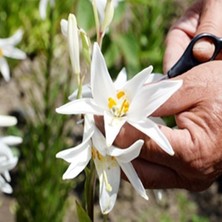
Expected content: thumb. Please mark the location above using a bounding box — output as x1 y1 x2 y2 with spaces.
193 0 222 61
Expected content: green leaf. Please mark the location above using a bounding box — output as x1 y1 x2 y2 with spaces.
76 201 92 222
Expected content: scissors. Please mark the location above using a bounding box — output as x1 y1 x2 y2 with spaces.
167 33 222 78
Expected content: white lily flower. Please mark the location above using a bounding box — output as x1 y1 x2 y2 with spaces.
0 29 26 81
56 43 182 155
92 126 147 214
56 114 147 214
0 141 18 194
0 115 22 193
39 0 55 20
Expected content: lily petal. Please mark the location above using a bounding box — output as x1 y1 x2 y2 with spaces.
68 67 127 100
0 136 22 146
114 68 127 89
122 66 153 101
39 0 48 20
94 156 120 214
2 46 26 60
0 142 14 160
62 153 91 179
0 142 18 172
0 29 23 46
0 157 18 173
92 127 108 156
104 111 126 146
108 139 144 162
56 144 90 163
145 73 164 83
129 118 174 155
94 0 106 22
129 80 182 120
0 176 13 194
91 43 116 109
56 126 93 162
60 19 68 37
0 58 10 81
119 162 148 200
68 14 80 75
0 115 17 127
56 98 102 115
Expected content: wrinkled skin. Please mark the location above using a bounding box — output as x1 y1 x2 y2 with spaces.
96 0 222 191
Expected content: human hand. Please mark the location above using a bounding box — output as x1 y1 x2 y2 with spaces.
163 0 222 74
95 61 222 192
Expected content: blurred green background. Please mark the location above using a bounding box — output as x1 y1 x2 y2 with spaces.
1 0 219 222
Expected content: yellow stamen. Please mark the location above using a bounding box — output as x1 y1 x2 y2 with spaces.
92 148 103 160
119 99 129 115
108 91 130 117
108 97 117 109
117 90 125 99
91 148 97 159
0 49 3 57
102 170 112 192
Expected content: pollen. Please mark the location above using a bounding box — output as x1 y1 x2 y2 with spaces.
107 90 130 117
92 148 103 161
117 90 125 99
122 100 129 113
108 98 117 109
0 49 3 57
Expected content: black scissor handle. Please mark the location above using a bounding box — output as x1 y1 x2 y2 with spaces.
167 33 222 78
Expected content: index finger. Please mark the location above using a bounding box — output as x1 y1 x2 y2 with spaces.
163 1 201 73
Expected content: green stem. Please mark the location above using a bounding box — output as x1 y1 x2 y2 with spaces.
103 214 108 222
89 161 96 222
84 160 96 222
43 7 55 151
91 0 100 44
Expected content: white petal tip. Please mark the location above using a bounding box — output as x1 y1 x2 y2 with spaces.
106 142 112 147
0 115 17 127
55 107 63 114
144 194 149 200
62 174 71 180
55 154 60 158
168 149 175 156
55 152 63 159
140 190 149 200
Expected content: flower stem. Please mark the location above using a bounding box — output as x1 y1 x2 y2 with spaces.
88 161 96 221
91 0 100 44
103 214 109 222
43 6 55 153
83 160 96 221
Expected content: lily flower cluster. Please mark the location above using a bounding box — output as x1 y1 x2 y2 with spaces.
0 115 22 193
55 0 183 215
56 42 182 213
0 29 26 81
